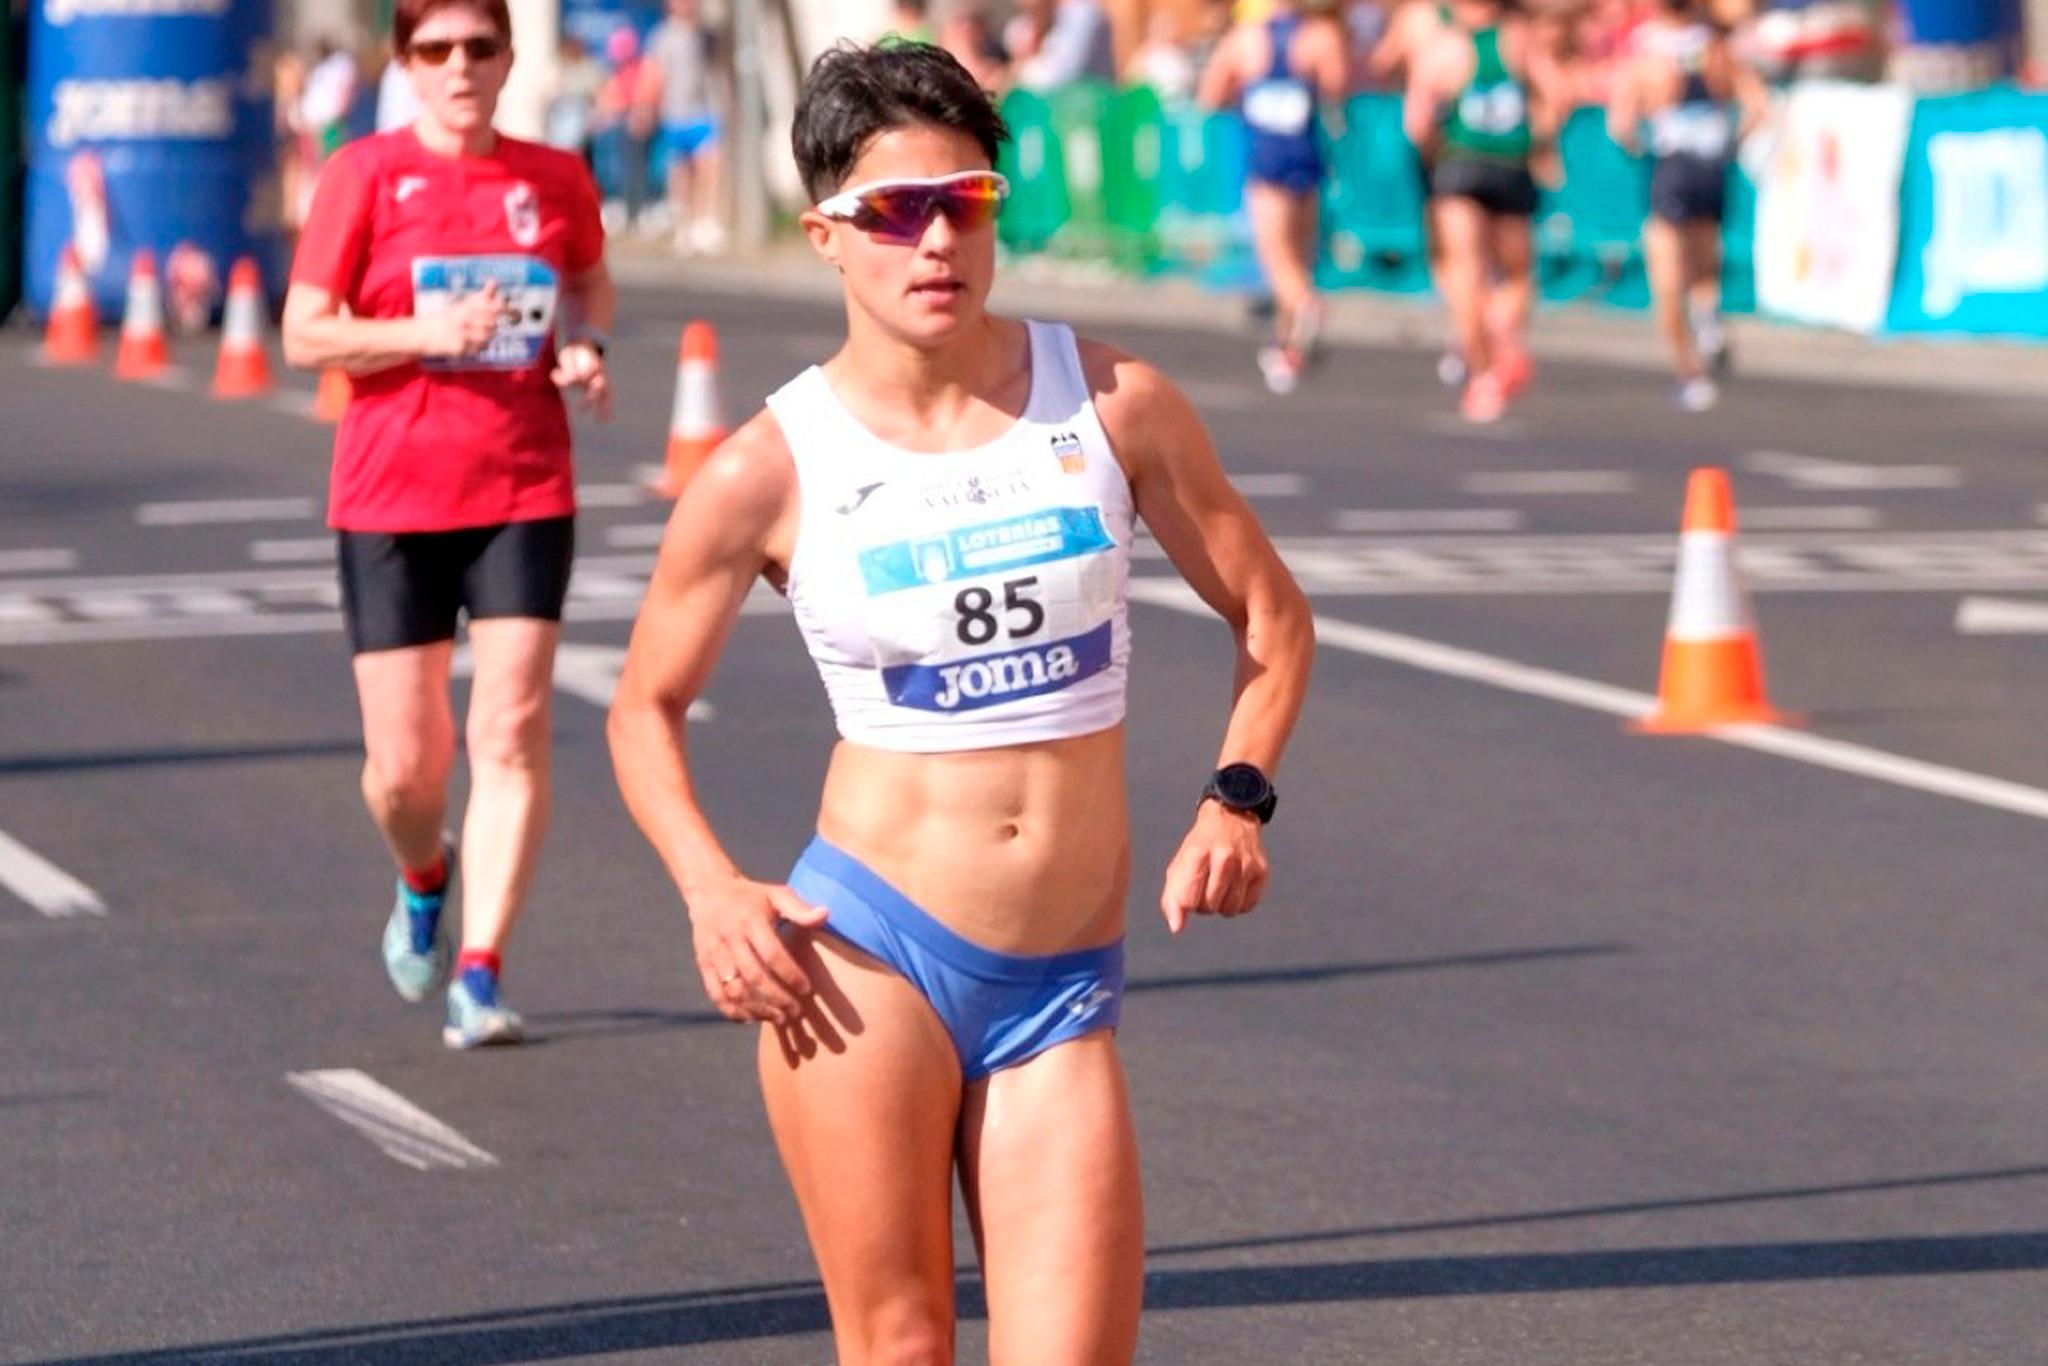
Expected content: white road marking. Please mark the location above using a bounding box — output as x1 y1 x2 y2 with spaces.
1744 450 1960 491
0 557 785 646
576 482 657 509
286 1069 499 1171
249 538 335 563
1228 473 1309 497
1739 506 1881 531
1131 579 2048 825
1955 596 2048 634
605 524 665 549
137 497 318 526
1333 508 1525 534
0 549 79 574
1460 471 1634 496
269 391 319 420
0 827 106 918
453 640 713 718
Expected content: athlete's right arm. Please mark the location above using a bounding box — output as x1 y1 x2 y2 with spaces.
607 413 826 1026
1194 25 1245 112
279 149 511 374
1401 36 1447 151
1606 54 1643 155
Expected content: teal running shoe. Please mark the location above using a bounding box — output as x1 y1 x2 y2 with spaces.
443 965 525 1050
380 847 454 1003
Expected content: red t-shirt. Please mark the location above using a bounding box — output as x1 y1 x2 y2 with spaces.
291 129 604 532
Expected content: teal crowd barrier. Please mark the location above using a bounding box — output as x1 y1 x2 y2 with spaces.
997 86 1757 313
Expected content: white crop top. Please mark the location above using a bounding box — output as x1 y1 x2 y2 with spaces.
765 320 1134 754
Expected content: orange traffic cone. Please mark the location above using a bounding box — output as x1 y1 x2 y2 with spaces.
1635 467 1791 733
210 257 274 398
43 244 100 365
113 249 169 381
656 320 726 496
311 366 352 422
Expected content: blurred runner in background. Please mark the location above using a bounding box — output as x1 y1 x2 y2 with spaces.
282 0 614 1051
1610 0 1767 411
1406 0 1564 422
645 0 727 254
1199 0 1350 394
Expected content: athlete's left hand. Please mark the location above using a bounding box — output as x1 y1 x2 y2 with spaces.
553 341 613 422
1159 800 1269 933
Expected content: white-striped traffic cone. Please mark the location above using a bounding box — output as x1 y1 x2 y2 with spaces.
655 320 726 496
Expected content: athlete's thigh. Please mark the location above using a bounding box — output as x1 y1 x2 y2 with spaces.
1432 193 1487 260
352 641 457 773
958 1033 1143 1366
1244 181 1298 254
1681 218 1722 279
461 617 560 750
1488 209 1533 276
758 930 966 1348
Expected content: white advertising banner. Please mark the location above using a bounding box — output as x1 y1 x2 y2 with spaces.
1755 82 1915 333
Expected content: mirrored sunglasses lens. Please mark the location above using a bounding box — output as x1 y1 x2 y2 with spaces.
855 182 1002 237
409 39 456 63
462 37 504 59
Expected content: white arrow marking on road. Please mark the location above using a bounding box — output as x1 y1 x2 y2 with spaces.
287 1069 499 1171
0 827 106 918
1740 506 1881 531
576 482 658 509
1130 580 2048 825
605 524 665 549
249 538 336 563
453 642 713 719
137 497 319 526
1460 471 1634 496
1744 451 1959 491
1955 596 2048 634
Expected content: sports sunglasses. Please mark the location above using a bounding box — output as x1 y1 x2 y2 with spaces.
408 35 507 64
814 170 1010 240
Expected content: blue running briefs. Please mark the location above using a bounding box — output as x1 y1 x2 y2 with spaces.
787 838 1125 1081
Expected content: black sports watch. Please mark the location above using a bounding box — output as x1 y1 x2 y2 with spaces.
1201 762 1277 824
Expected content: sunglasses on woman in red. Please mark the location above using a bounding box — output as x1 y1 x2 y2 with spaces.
814 170 1009 242
408 35 507 64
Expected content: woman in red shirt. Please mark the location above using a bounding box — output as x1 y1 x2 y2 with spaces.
282 0 614 1049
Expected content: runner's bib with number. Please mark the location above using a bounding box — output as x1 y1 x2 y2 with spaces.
768 321 1134 754
1243 78 1314 137
411 254 559 370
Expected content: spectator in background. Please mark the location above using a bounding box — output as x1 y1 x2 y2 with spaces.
1124 6 1201 101
546 35 607 162
1005 0 1056 68
881 0 939 45
597 26 656 234
1016 0 1119 89
644 0 726 254
942 5 1015 92
376 49 424 131
302 37 361 162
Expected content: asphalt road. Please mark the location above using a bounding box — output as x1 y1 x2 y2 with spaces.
4 278 2048 1364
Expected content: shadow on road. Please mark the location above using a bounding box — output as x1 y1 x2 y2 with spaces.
34 1227 2048 1364
0 740 364 777
1125 942 1628 995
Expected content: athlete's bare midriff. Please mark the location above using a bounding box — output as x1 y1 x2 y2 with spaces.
814 723 1131 955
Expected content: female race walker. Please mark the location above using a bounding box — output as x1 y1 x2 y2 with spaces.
1197 0 1349 395
609 43 1314 1364
1404 0 1563 423
1608 0 1766 412
283 0 614 1048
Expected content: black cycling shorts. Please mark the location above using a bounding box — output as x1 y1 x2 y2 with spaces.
1431 158 1540 219
337 515 576 654
1650 153 1728 225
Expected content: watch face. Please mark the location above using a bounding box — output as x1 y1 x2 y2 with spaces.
1214 763 1269 806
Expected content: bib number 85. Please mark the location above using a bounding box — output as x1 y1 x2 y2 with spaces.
955 576 1043 645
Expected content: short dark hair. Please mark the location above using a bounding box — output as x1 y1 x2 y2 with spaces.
394 0 511 53
792 42 1009 201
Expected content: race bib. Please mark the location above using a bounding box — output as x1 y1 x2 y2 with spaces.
1458 83 1527 137
856 507 1119 714
1651 104 1732 159
412 254 559 370
1244 79 1314 137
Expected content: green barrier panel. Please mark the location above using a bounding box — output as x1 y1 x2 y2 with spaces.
1537 106 1650 305
997 89 1068 253
1149 102 1250 280
1100 84 1165 269
1321 93 1430 293
1048 82 1115 261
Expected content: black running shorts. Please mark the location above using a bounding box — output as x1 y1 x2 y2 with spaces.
1650 153 1728 225
337 516 576 654
1430 158 1540 219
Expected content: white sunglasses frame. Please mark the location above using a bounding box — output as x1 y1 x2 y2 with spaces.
813 170 1012 227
